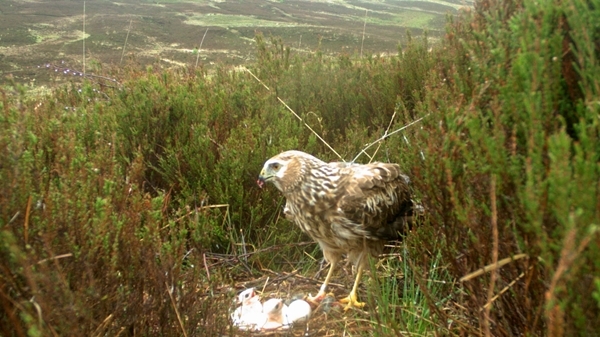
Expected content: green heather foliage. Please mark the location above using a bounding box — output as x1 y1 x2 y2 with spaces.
402 0 600 334
1 0 599 335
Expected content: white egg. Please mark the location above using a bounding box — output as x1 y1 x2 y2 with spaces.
284 299 312 325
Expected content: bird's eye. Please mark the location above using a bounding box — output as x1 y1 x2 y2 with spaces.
271 163 281 170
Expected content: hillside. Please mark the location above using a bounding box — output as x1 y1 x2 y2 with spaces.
0 0 468 89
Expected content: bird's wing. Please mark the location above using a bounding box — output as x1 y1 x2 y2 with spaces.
333 162 414 240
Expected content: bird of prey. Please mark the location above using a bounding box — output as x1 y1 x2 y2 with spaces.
257 150 416 310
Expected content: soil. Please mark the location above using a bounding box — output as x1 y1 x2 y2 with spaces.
0 0 471 89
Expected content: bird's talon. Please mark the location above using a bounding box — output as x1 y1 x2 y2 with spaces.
339 294 365 310
305 291 326 306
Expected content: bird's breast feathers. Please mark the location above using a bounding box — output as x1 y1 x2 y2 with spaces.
261 151 412 246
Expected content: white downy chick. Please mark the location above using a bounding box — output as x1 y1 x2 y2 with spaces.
283 299 312 325
260 298 289 330
231 288 264 329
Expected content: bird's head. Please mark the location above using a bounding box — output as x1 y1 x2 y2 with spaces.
237 288 258 306
262 298 285 318
257 151 318 192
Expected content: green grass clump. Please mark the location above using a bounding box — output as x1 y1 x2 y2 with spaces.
1 0 599 335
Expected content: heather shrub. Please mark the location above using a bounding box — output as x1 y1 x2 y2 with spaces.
398 0 600 334
1 0 599 335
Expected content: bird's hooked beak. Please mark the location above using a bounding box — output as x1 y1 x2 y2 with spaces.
257 168 269 188
258 159 284 189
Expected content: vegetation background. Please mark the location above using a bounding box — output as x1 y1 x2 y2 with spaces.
1 0 599 335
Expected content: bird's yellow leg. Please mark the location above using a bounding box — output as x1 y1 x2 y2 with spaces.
306 260 336 304
339 265 365 310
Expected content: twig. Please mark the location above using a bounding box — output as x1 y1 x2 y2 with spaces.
237 242 314 259
83 1 86 77
352 114 428 162
120 18 133 66
203 242 315 271
360 9 368 59
170 203 229 225
314 258 329 279
483 174 498 337
166 282 188 337
8 211 20 225
195 27 209 68
244 68 343 161
208 241 315 262
37 253 73 265
481 265 534 311
182 248 194 261
278 96 343 160
545 224 596 336
261 268 346 290
30 297 43 332
24 196 32 245
460 253 528 282
92 313 115 337
240 229 248 264
369 106 397 163
203 252 210 279
261 276 270 294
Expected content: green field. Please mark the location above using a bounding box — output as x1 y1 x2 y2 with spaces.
0 0 464 88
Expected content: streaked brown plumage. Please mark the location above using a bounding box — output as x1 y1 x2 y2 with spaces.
257 150 416 309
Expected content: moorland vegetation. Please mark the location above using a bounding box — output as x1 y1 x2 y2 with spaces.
1 0 599 335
